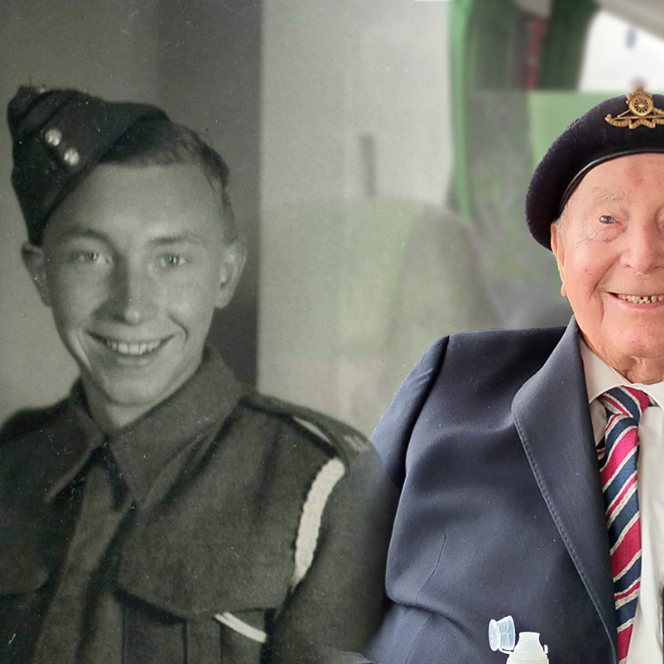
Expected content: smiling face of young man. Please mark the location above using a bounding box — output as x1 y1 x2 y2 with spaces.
550 152 664 384
22 163 245 433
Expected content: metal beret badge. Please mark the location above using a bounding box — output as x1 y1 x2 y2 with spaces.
7 86 168 245
605 87 664 130
526 87 664 250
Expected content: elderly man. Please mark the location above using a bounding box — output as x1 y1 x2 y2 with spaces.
347 87 664 664
0 86 392 664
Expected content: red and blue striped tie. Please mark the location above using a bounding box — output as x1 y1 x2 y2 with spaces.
597 386 652 664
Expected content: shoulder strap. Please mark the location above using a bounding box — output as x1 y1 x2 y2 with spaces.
242 392 368 466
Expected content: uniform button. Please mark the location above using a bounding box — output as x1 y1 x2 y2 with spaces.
63 147 81 167
44 128 62 147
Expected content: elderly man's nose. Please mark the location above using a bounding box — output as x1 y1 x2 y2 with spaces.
623 222 664 274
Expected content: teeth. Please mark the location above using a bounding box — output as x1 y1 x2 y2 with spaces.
101 337 163 356
618 294 664 304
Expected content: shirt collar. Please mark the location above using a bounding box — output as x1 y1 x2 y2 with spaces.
579 337 664 409
51 345 245 507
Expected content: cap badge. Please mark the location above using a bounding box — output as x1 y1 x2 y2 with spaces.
605 86 664 129
44 127 62 147
62 147 81 168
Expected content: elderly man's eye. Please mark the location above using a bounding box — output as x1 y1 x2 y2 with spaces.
599 215 615 225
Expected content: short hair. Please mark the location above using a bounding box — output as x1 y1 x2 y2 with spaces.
554 209 566 229
100 118 237 241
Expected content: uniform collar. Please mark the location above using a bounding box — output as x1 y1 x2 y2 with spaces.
49 346 245 507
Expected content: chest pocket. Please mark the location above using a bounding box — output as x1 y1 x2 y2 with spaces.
121 601 270 664
0 549 52 664
117 531 287 664
117 545 282 664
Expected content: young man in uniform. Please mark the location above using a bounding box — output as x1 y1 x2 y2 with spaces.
0 86 393 664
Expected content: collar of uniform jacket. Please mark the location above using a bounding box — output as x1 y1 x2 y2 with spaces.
45 345 246 507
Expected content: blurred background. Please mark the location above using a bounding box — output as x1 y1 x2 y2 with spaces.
2 0 664 434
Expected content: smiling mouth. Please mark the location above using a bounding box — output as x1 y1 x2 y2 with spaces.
90 334 171 357
616 294 664 304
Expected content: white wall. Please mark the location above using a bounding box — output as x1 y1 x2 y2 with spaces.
259 0 453 432
579 10 664 91
261 0 451 209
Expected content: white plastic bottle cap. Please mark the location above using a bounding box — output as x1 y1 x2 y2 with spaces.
506 632 549 663
488 615 516 652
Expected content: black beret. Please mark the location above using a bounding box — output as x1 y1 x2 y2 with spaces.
526 87 664 250
7 86 169 245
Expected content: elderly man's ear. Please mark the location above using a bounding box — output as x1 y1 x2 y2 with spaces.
215 238 247 309
549 221 568 299
21 243 51 307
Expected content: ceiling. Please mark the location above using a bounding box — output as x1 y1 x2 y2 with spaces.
599 0 664 40
512 0 664 40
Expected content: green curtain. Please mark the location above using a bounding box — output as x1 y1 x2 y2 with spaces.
448 0 600 328
450 0 599 219
537 0 598 90
449 0 522 221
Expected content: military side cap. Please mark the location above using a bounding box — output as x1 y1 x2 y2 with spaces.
8 86 169 244
526 87 664 250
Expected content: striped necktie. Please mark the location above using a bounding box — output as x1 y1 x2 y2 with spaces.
597 386 652 664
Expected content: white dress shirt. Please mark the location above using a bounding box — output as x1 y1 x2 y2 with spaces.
580 340 664 664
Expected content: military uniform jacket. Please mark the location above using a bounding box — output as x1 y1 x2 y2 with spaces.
0 348 392 664
362 320 624 664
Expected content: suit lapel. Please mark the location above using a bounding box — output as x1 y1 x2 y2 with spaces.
512 319 617 662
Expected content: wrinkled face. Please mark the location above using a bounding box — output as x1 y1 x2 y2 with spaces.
23 163 245 426
551 153 664 382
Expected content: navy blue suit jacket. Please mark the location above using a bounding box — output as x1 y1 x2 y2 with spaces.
363 320 620 664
